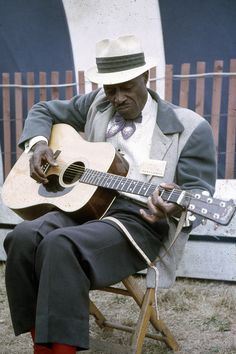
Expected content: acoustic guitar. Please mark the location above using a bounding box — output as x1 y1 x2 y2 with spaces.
2 124 235 225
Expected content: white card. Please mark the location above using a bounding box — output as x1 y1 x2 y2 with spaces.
139 159 167 177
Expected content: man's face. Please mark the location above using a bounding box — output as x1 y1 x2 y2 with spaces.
103 73 148 120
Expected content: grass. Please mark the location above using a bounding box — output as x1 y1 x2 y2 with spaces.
1 262 236 353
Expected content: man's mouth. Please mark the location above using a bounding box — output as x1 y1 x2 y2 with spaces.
116 104 131 113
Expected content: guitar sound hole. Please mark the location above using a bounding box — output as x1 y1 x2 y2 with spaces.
38 174 73 198
41 174 65 193
62 162 85 185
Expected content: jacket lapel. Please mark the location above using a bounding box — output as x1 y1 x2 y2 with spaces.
150 123 173 160
90 105 114 141
85 93 115 141
146 90 184 182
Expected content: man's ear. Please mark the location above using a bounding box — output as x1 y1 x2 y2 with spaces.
143 71 149 84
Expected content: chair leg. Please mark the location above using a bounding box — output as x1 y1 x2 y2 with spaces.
123 276 179 352
148 305 180 351
89 299 109 329
131 288 155 354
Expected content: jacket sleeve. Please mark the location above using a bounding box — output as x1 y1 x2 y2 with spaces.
176 119 217 196
18 89 100 149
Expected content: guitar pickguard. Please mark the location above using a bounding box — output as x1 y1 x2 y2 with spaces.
38 174 73 198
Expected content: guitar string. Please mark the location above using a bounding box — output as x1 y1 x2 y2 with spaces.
61 165 200 197
63 166 204 201
50 163 203 200
42 161 234 223
62 165 163 191
59 164 211 199
48 163 228 210
65 168 208 200
49 164 217 199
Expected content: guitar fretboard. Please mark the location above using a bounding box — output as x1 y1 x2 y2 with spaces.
63 164 236 225
79 168 181 203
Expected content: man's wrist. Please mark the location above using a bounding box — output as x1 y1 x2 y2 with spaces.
31 140 48 152
24 136 48 153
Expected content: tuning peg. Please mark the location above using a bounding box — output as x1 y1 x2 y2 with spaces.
188 213 196 222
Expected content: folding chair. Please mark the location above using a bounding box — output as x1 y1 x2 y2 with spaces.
89 271 179 354
88 214 188 354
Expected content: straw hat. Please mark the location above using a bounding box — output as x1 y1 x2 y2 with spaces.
86 35 157 85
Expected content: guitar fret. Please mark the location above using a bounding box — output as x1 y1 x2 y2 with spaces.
133 181 144 194
108 176 121 189
117 178 128 191
167 189 174 201
145 184 155 196
91 170 98 184
139 183 148 196
159 188 181 204
80 170 91 183
93 172 107 187
126 179 138 193
113 176 125 190
103 175 115 188
119 178 132 192
93 171 105 185
98 172 109 186
138 183 153 196
115 176 127 190
82 170 100 185
160 189 165 198
162 190 170 201
133 181 146 195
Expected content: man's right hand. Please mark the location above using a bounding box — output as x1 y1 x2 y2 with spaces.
29 141 58 184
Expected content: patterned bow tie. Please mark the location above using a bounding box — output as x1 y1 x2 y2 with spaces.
106 111 142 140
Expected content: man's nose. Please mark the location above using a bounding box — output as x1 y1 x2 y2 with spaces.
114 89 126 105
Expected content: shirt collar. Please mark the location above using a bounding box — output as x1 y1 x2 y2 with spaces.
141 92 155 118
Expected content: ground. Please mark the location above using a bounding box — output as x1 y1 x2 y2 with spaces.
0 262 235 354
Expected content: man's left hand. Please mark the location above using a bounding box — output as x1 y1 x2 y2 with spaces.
140 182 183 224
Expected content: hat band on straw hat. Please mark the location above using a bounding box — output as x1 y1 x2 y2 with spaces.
96 53 146 73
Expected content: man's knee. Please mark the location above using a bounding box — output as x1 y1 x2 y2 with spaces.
35 230 76 278
36 230 73 258
3 221 38 255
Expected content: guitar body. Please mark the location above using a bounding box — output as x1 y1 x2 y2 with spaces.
2 124 129 221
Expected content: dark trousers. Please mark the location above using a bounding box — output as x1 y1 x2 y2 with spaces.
4 197 167 350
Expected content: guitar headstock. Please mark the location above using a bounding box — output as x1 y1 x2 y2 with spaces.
186 192 236 225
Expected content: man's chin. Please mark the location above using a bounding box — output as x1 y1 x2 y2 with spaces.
117 110 139 120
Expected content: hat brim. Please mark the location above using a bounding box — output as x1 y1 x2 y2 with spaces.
86 57 157 85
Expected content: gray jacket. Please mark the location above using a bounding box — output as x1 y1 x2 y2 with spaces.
19 88 216 287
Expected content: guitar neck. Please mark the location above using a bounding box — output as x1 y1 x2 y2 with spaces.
67 165 235 225
79 168 182 203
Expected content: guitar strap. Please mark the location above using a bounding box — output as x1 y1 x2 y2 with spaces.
102 210 187 320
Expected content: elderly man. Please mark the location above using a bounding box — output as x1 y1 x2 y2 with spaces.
4 35 216 353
